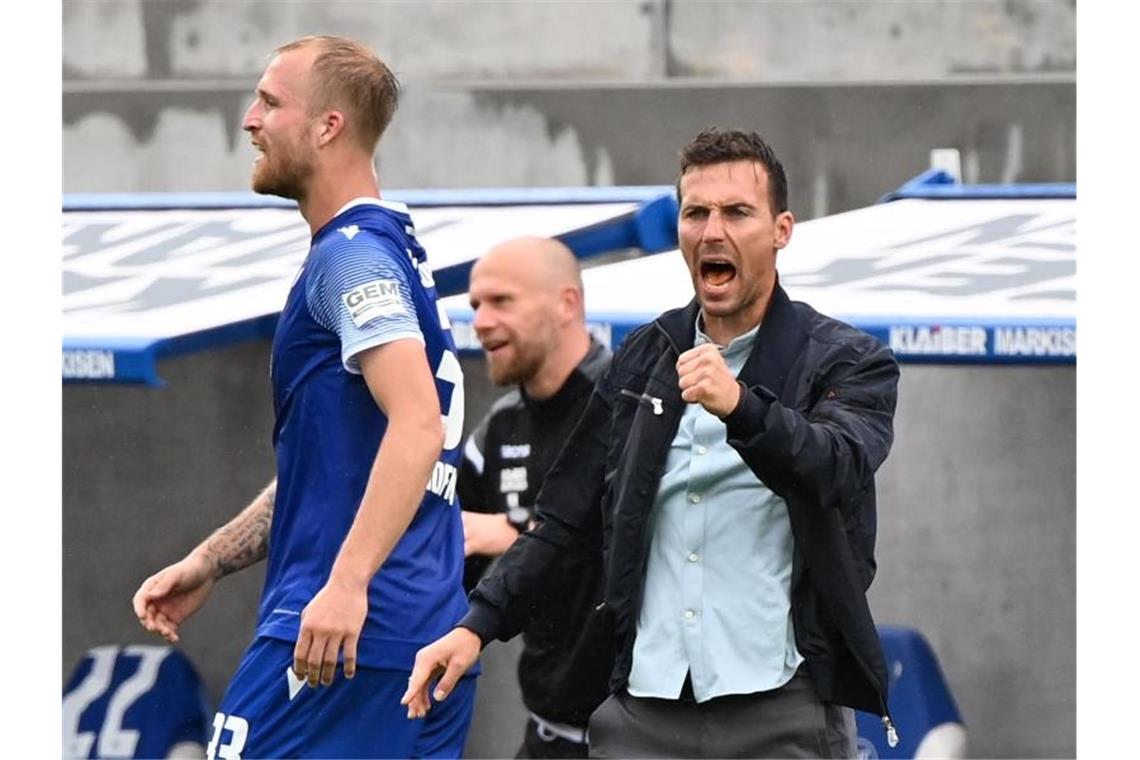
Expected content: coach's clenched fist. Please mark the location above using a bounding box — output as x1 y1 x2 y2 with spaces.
676 343 742 418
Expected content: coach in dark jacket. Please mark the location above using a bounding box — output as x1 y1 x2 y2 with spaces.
404 128 900 759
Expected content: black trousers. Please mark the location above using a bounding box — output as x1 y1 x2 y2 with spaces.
587 670 856 759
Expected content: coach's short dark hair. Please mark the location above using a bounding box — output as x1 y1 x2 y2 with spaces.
676 128 788 215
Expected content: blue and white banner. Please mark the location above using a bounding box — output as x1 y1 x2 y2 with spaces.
63 191 670 383
64 187 1075 384
450 196 1076 366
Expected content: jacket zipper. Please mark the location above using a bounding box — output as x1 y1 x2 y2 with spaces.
621 326 682 683
881 714 899 747
619 388 663 416
851 644 899 747
792 572 898 746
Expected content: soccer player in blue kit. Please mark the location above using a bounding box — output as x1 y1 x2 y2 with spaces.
131 36 475 758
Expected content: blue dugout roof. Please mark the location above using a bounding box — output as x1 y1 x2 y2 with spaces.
64 187 678 384
63 177 1074 385
879 168 1075 202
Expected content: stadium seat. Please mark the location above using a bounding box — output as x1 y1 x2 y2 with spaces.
63 644 212 759
855 625 967 759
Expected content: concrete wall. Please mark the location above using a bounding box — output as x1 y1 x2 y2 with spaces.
869 364 1075 758
64 0 1076 219
63 341 275 699
63 1 1076 82
63 340 1075 758
64 79 1075 223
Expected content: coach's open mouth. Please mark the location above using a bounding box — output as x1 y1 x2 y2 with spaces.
700 259 736 287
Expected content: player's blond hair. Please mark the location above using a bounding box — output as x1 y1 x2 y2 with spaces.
276 35 400 153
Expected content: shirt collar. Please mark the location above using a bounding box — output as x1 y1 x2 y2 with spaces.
694 311 761 356
333 196 410 217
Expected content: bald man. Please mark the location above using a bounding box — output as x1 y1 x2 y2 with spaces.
457 237 613 758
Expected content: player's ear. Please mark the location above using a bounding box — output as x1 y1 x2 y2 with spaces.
316 110 346 147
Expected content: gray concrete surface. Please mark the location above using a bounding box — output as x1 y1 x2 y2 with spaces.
63 0 1076 208
869 364 1075 758
63 340 275 706
65 79 1075 226
63 342 1075 758
63 1 1075 83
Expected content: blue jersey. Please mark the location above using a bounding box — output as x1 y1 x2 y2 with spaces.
257 198 468 670
63 645 210 759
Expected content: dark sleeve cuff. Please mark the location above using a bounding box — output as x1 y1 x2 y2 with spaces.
458 600 505 649
721 381 776 438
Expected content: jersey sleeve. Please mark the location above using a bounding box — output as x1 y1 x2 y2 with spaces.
306 238 424 374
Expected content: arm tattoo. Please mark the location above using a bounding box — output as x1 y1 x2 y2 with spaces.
200 480 276 578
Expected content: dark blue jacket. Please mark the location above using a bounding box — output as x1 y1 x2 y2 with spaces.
462 284 900 721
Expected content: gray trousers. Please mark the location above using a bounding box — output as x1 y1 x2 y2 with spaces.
587 670 856 759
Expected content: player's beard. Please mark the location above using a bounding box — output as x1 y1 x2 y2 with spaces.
251 140 315 201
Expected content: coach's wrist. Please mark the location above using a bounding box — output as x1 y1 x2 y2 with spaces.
458 603 502 649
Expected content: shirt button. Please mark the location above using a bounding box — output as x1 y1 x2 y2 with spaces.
683 609 696 620
687 552 700 563
690 494 701 504
696 445 708 455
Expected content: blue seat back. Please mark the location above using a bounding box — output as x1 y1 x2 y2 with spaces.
63 644 212 759
855 625 965 759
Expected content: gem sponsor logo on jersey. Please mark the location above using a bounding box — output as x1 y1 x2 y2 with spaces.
889 326 987 356
342 279 406 328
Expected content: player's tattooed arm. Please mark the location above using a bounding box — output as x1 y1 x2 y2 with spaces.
133 479 277 642
195 479 276 578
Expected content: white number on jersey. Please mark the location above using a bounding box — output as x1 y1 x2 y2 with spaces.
205 713 249 760
62 645 170 759
435 349 465 451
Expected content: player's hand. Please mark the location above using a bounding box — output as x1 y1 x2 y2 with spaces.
401 627 481 719
676 343 742 418
461 511 520 557
294 578 367 687
131 553 216 644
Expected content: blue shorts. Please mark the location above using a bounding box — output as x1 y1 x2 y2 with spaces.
208 637 476 759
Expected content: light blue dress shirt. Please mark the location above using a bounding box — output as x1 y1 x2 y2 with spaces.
626 314 803 703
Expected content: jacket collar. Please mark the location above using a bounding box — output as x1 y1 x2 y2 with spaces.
655 278 809 401
655 298 701 354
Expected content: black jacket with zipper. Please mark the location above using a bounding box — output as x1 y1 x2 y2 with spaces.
461 283 900 721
